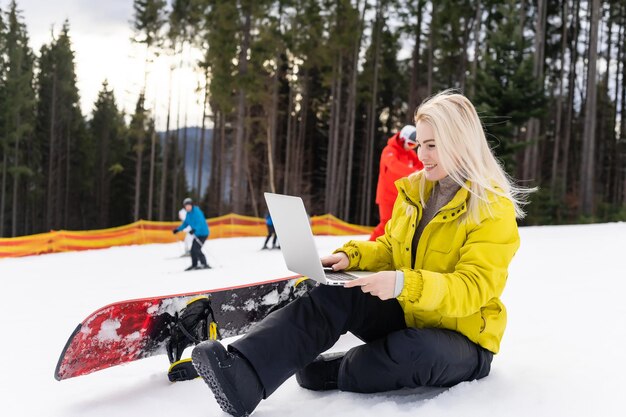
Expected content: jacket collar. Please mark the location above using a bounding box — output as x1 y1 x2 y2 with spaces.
396 172 470 219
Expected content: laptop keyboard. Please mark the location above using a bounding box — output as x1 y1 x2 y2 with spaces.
323 270 356 281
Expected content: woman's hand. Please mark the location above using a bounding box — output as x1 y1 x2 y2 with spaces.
344 271 397 300
320 252 349 271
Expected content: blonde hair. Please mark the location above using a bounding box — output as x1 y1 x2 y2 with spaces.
414 90 535 221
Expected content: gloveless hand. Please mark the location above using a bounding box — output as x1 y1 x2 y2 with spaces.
344 271 397 300
320 252 349 271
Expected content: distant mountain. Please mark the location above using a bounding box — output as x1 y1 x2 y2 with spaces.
158 127 213 192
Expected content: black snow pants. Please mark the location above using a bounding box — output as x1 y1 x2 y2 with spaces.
190 235 207 267
230 284 494 397
263 225 277 248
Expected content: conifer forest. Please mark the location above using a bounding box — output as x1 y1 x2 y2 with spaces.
1 0 625 237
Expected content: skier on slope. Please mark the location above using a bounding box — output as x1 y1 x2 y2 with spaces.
173 198 211 271
190 91 533 417
370 125 423 241
261 213 279 250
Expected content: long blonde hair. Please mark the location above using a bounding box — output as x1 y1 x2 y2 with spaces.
414 90 535 221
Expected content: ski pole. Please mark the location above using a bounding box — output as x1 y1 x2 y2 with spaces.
191 234 220 267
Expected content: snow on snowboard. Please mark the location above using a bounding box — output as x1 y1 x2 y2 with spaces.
55 275 312 381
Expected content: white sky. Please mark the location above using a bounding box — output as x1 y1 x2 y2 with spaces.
11 0 206 130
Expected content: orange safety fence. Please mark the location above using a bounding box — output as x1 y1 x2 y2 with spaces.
0 213 373 259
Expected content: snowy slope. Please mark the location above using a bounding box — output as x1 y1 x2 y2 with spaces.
1 224 625 416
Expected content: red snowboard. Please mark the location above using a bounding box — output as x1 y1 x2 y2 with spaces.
55 275 311 381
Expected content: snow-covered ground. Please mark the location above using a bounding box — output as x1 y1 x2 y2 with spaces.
1 223 625 416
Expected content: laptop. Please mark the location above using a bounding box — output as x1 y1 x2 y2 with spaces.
264 192 373 286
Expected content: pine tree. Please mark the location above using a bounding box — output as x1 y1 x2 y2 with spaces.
2 1 35 237
34 22 84 231
0 5 7 236
90 81 127 228
198 0 239 213
473 0 545 175
132 0 166 220
127 93 155 221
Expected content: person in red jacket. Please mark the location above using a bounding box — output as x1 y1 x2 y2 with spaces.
370 125 423 240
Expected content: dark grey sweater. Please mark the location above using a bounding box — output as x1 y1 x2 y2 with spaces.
394 176 461 297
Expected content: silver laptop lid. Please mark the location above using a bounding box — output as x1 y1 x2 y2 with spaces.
264 192 328 284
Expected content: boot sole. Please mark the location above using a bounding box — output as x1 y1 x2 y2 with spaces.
192 345 249 417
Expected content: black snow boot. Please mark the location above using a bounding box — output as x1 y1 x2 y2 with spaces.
192 340 264 417
185 265 198 271
168 358 199 382
295 351 344 391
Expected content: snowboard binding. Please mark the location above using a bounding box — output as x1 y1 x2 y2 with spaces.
166 296 220 366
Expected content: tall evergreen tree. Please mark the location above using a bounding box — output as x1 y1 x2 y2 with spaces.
2 1 35 237
0 5 7 236
127 93 159 222
132 0 167 220
473 0 545 175
34 22 85 231
199 0 238 213
90 81 127 228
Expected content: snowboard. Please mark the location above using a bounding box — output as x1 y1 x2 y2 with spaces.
55 275 312 381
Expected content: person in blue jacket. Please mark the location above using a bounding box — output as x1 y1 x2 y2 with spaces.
261 213 279 250
173 198 210 271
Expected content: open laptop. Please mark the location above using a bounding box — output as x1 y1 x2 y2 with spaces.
264 192 372 286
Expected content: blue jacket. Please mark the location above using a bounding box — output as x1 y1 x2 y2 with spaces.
265 214 273 227
176 206 209 237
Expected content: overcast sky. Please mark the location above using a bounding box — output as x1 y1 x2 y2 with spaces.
10 0 205 130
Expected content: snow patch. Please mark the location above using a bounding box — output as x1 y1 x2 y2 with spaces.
97 319 121 342
261 289 279 305
126 331 142 341
243 299 259 311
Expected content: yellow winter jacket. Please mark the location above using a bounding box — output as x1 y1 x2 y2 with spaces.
337 173 520 353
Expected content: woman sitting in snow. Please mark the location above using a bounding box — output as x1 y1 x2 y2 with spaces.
190 90 533 417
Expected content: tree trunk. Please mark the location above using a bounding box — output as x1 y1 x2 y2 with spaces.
561 0 580 199
325 52 343 214
182 111 189 196
291 68 309 197
283 78 294 195
599 8 612 203
46 67 57 230
172 42 184 220
579 0 601 216
133 134 144 222
608 21 621 205
159 64 174 221
267 55 280 194
219 112 226 214
409 0 424 117
233 5 252 214
468 0 482 98
551 0 569 200
0 147 6 237
364 0 383 225
522 0 547 183
11 112 21 236
64 129 71 228
426 3 435 95
343 0 366 221
617 18 626 206
197 71 209 201
148 128 156 220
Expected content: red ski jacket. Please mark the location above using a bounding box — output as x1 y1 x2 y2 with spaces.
375 133 423 205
